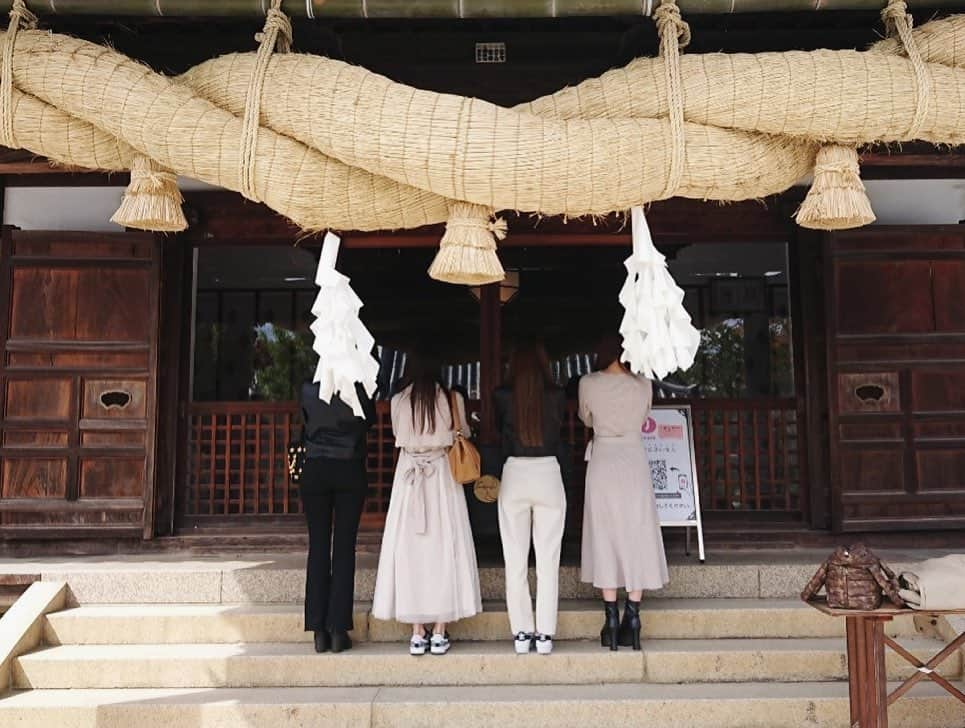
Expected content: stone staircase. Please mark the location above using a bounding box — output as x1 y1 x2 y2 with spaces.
1 557 964 727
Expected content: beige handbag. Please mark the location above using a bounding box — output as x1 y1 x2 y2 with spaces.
448 391 481 484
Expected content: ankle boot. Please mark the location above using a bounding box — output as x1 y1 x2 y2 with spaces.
617 598 641 651
600 601 620 651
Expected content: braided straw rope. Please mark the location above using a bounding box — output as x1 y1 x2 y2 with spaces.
2 14 964 251
0 0 35 149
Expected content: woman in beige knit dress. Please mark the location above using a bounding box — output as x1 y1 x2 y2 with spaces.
371 350 482 655
578 335 669 651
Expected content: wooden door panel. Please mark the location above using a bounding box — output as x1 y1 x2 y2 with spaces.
2 431 69 447
9 268 79 339
81 379 148 420
932 261 965 333
75 269 152 341
79 458 145 498
0 229 160 540
1 458 68 498
4 378 73 420
911 369 965 412
838 448 906 493
835 261 934 334
827 227 965 531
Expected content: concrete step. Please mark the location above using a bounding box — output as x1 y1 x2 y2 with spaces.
13 637 957 689
43 599 923 645
31 558 832 604
1 683 963 728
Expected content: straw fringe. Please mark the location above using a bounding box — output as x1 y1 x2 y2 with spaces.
428 202 507 285
796 145 876 230
110 154 187 232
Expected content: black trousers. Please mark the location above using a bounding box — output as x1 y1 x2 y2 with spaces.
299 456 367 632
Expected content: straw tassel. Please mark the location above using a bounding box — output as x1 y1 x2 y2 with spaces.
110 155 187 232
795 145 876 230
428 201 507 285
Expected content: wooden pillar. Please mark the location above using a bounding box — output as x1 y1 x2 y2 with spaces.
479 282 502 444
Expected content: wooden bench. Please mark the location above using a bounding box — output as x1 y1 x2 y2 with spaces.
806 597 965 728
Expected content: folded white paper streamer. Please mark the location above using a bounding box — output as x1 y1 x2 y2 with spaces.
310 232 379 417
618 207 701 379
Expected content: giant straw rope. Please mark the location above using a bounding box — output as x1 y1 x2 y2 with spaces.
2 0 965 284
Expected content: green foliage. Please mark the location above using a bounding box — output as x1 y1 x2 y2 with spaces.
251 326 316 401
675 316 792 398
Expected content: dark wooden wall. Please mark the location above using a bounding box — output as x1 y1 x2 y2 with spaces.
826 227 965 532
0 230 161 539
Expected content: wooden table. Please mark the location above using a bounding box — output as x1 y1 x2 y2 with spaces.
806 598 965 728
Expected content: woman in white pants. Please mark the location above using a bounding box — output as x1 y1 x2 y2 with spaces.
493 343 568 655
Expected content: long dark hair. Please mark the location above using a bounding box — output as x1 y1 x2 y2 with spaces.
399 349 446 434
594 334 630 373
508 343 554 448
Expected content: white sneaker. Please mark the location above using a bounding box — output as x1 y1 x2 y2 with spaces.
430 632 451 655
534 633 553 655
513 632 534 654
409 631 429 656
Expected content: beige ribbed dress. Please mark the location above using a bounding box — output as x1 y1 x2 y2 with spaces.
578 372 669 591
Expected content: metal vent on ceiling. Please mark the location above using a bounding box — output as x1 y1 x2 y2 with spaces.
475 42 506 64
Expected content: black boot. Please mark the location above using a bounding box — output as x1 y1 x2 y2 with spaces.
313 630 331 653
329 629 353 653
617 598 641 651
600 601 620 651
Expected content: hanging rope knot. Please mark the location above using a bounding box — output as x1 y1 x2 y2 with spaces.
9 0 37 29
0 0 38 149
255 6 293 53
881 0 930 140
653 1 691 52
881 0 913 37
488 217 508 241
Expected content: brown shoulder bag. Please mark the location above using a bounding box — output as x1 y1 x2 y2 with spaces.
448 390 481 484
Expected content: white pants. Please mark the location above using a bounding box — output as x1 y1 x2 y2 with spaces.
497 456 566 637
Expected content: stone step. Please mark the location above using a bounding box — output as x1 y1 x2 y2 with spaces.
1 682 962 728
13 637 956 689
38 559 828 604
43 599 923 645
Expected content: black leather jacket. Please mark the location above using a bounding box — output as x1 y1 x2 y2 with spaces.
300 381 376 460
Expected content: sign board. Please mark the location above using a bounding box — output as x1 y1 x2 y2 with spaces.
642 404 706 562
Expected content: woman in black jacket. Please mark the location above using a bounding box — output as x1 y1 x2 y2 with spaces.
299 380 376 653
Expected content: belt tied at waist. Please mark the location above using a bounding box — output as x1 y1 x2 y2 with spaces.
584 433 643 462
402 448 447 535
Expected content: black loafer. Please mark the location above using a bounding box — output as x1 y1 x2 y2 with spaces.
330 629 353 653
314 630 331 653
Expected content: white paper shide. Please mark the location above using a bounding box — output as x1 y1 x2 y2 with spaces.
310 232 379 417
619 207 701 380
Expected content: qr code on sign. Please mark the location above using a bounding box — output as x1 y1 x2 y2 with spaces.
650 459 668 491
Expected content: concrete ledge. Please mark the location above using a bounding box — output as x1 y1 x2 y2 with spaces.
0 582 66 694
